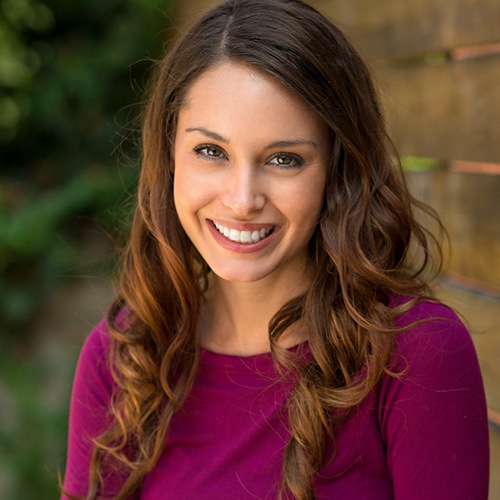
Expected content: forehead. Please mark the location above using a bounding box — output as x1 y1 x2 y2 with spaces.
177 62 328 142
183 62 285 100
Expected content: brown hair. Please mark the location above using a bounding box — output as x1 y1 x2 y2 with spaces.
86 0 442 498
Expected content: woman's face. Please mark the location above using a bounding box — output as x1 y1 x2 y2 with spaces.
173 62 329 285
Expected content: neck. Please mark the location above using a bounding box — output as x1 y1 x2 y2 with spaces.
200 270 310 356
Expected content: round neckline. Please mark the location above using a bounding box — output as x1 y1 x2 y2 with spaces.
200 341 309 374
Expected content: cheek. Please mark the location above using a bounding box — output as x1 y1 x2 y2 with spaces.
173 158 214 219
290 175 326 221
173 154 194 220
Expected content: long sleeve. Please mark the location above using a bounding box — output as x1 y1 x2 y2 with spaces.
62 319 127 499
379 301 489 499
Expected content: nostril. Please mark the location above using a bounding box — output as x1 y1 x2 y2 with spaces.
221 191 265 214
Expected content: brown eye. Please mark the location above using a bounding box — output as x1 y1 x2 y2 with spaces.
193 144 227 160
270 153 304 169
205 146 222 157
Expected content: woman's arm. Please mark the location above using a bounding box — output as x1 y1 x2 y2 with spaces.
61 319 128 499
379 300 489 500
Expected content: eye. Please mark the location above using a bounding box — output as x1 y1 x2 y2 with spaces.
269 152 304 169
193 144 227 161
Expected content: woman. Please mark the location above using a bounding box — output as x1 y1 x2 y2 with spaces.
62 0 489 498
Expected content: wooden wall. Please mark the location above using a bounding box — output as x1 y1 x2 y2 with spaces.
309 0 500 162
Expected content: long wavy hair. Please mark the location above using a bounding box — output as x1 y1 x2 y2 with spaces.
85 0 442 498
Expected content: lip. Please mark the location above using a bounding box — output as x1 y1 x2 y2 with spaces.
206 219 280 254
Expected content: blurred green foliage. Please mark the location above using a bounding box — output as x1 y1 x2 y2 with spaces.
0 0 171 497
401 155 441 172
0 0 171 331
0 346 70 498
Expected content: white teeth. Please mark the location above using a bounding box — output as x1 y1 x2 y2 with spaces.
213 222 273 244
240 231 252 243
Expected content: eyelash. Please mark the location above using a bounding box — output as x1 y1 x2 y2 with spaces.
193 144 305 169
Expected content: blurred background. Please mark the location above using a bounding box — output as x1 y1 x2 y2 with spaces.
0 0 498 498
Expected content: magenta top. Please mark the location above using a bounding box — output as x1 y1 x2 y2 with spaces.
62 300 489 499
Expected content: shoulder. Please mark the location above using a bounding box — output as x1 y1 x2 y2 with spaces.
389 298 475 373
379 296 485 417
72 317 115 406
80 317 111 358
392 296 466 333
78 317 111 371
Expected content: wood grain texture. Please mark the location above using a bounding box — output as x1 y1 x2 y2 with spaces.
378 54 500 161
310 0 500 60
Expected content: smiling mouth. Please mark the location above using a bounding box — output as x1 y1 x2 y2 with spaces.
212 221 275 244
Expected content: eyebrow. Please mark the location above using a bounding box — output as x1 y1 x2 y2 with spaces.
185 127 318 149
186 127 229 143
265 139 318 149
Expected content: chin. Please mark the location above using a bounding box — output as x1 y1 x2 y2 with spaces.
209 265 273 284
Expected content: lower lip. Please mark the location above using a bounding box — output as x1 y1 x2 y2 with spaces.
206 220 279 254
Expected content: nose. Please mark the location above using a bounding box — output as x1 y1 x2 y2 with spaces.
221 164 265 216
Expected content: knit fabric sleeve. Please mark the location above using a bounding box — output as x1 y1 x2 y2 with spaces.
378 300 489 500
61 318 132 500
